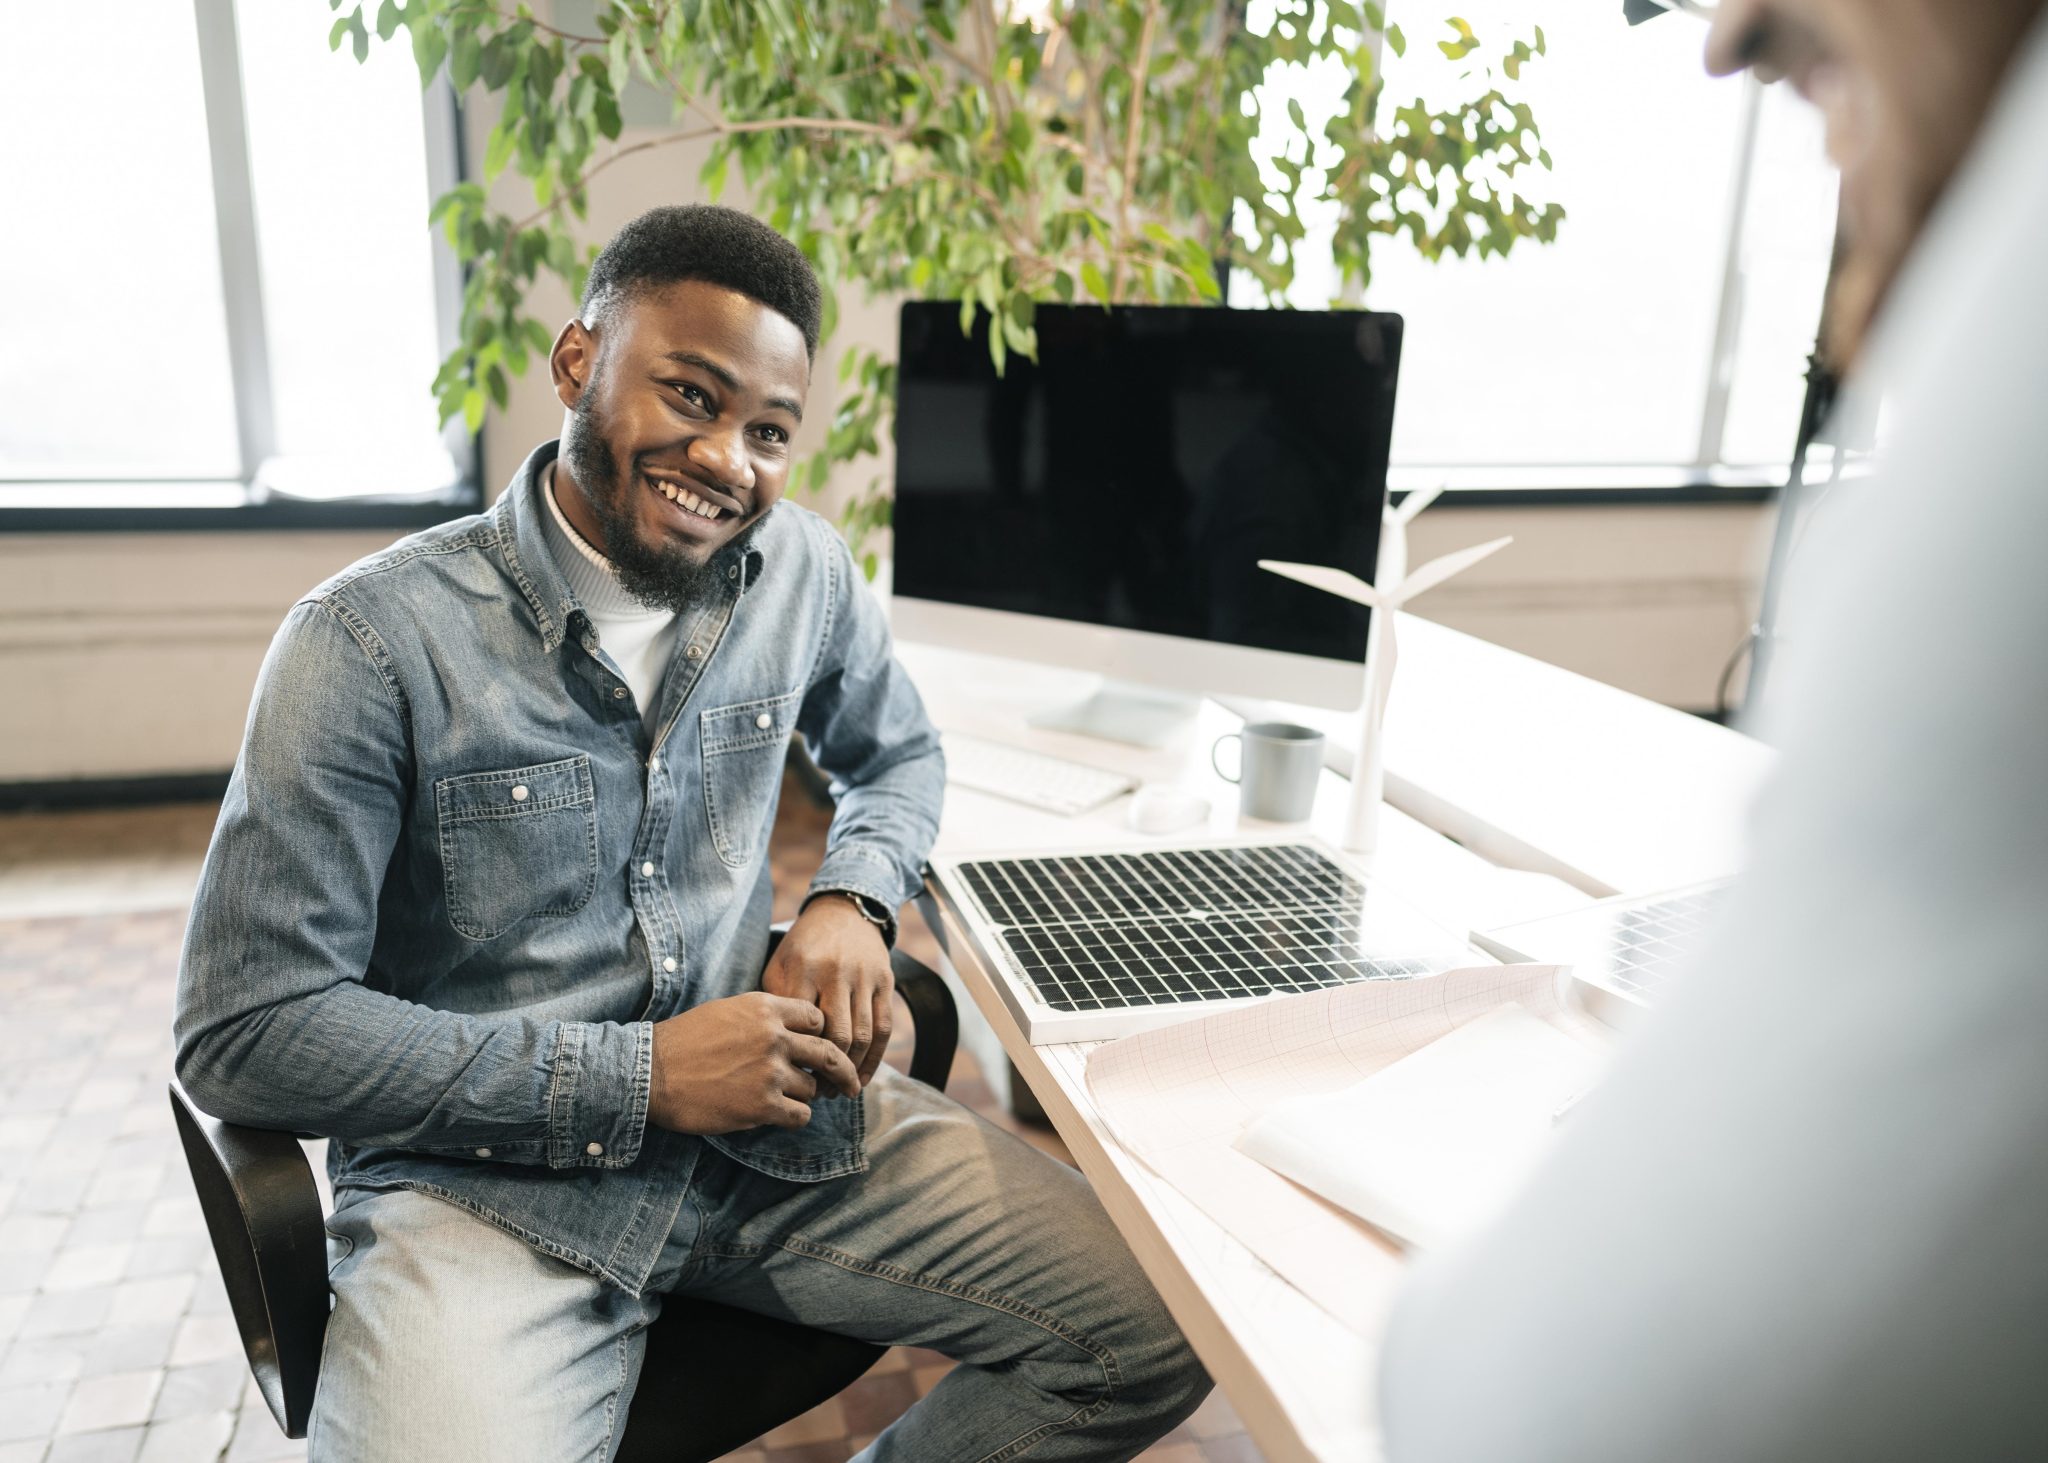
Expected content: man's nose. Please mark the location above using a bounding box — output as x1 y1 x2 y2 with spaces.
1704 0 1769 77
686 423 752 492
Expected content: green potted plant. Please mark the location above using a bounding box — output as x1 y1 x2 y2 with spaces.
333 0 1563 568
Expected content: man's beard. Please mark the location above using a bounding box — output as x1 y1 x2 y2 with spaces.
559 392 768 616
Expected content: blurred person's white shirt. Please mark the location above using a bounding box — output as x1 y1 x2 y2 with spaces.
1378 17 2048 1462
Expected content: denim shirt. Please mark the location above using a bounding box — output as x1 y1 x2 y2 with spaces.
173 441 945 1293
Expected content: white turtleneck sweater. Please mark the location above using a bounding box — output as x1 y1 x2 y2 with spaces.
540 463 679 727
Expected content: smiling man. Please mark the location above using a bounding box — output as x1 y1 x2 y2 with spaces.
1379 4 2048 1461
174 205 1207 1461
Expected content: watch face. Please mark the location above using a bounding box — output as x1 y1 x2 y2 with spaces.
852 894 894 938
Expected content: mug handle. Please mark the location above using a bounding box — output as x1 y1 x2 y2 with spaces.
1211 733 1242 785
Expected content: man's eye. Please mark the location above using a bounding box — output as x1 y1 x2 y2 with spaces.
755 426 788 446
676 384 708 409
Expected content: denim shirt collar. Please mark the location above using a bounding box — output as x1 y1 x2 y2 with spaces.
491 440 767 653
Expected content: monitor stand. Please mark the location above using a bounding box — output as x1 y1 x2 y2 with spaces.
1026 679 1202 749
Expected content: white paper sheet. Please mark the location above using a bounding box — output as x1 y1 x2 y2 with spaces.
1083 964 1603 1333
1237 1002 1607 1251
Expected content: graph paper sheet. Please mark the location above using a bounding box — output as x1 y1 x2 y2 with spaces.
1084 963 1596 1333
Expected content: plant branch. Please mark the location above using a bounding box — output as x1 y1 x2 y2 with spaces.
1111 0 1163 300
513 114 904 231
977 0 1010 133
510 128 718 229
722 114 905 139
1114 246 1209 298
488 5 601 45
887 1 986 80
893 160 1037 259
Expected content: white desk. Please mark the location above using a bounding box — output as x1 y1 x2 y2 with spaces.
896 621 1768 1461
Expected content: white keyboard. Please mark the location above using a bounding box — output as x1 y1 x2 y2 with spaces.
1473 880 1732 1010
942 733 1137 817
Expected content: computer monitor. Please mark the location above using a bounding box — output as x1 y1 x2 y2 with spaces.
890 301 1401 743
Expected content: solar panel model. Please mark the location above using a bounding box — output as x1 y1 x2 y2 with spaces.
928 839 1477 1043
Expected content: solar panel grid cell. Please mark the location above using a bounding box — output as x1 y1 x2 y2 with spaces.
962 844 1451 1013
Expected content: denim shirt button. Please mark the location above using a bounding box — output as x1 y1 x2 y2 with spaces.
585 1141 604 1157
685 645 704 661
475 1147 492 1158
509 785 528 802
640 861 655 877
754 712 773 729
662 956 677 973
613 687 628 700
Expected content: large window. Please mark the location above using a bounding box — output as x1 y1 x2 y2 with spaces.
0 0 469 511
1237 1 1840 484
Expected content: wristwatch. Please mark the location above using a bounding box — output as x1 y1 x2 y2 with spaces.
807 888 897 947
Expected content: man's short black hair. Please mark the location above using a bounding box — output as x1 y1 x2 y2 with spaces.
580 204 822 358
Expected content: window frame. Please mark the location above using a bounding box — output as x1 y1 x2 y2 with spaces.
1242 53 1828 506
0 0 481 533
1363 72 1826 495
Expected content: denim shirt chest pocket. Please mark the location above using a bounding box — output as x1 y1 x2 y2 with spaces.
435 754 598 941
700 688 803 869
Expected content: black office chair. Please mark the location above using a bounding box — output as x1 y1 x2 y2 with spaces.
169 936 958 1462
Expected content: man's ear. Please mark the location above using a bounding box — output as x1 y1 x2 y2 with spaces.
551 319 596 409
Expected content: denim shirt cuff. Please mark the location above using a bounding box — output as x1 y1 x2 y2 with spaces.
807 845 909 943
546 1020 653 1170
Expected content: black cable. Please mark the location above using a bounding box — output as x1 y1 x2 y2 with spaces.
1714 630 1757 724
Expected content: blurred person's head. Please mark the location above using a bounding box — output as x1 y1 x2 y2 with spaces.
1704 0 2046 364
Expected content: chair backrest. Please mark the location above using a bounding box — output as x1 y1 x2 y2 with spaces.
168 1078 329 1438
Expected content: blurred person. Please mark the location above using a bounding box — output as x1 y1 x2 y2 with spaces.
1379 2 2048 1459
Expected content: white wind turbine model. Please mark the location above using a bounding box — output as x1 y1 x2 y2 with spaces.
1260 484 1511 854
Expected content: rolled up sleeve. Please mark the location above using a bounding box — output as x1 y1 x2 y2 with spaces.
795 523 946 917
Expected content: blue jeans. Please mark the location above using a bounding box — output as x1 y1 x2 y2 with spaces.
310 1069 1211 1460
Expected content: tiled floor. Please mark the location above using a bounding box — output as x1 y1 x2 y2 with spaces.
0 783 1258 1462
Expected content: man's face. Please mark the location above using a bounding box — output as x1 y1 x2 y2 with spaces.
1703 0 2041 362
550 278 810 612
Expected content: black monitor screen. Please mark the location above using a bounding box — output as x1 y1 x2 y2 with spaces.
892 302 1400 664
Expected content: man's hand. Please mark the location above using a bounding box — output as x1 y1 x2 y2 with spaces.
648 992 860 1134
762 895 895 1087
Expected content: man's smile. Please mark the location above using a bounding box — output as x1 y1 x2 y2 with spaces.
641 465 746 535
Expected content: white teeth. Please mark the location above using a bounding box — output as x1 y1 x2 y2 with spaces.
652 476 720 518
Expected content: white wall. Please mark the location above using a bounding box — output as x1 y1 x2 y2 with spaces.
0 90 1773 786
1407 503 1769 712
0 497 1769 783
0 530 403 782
